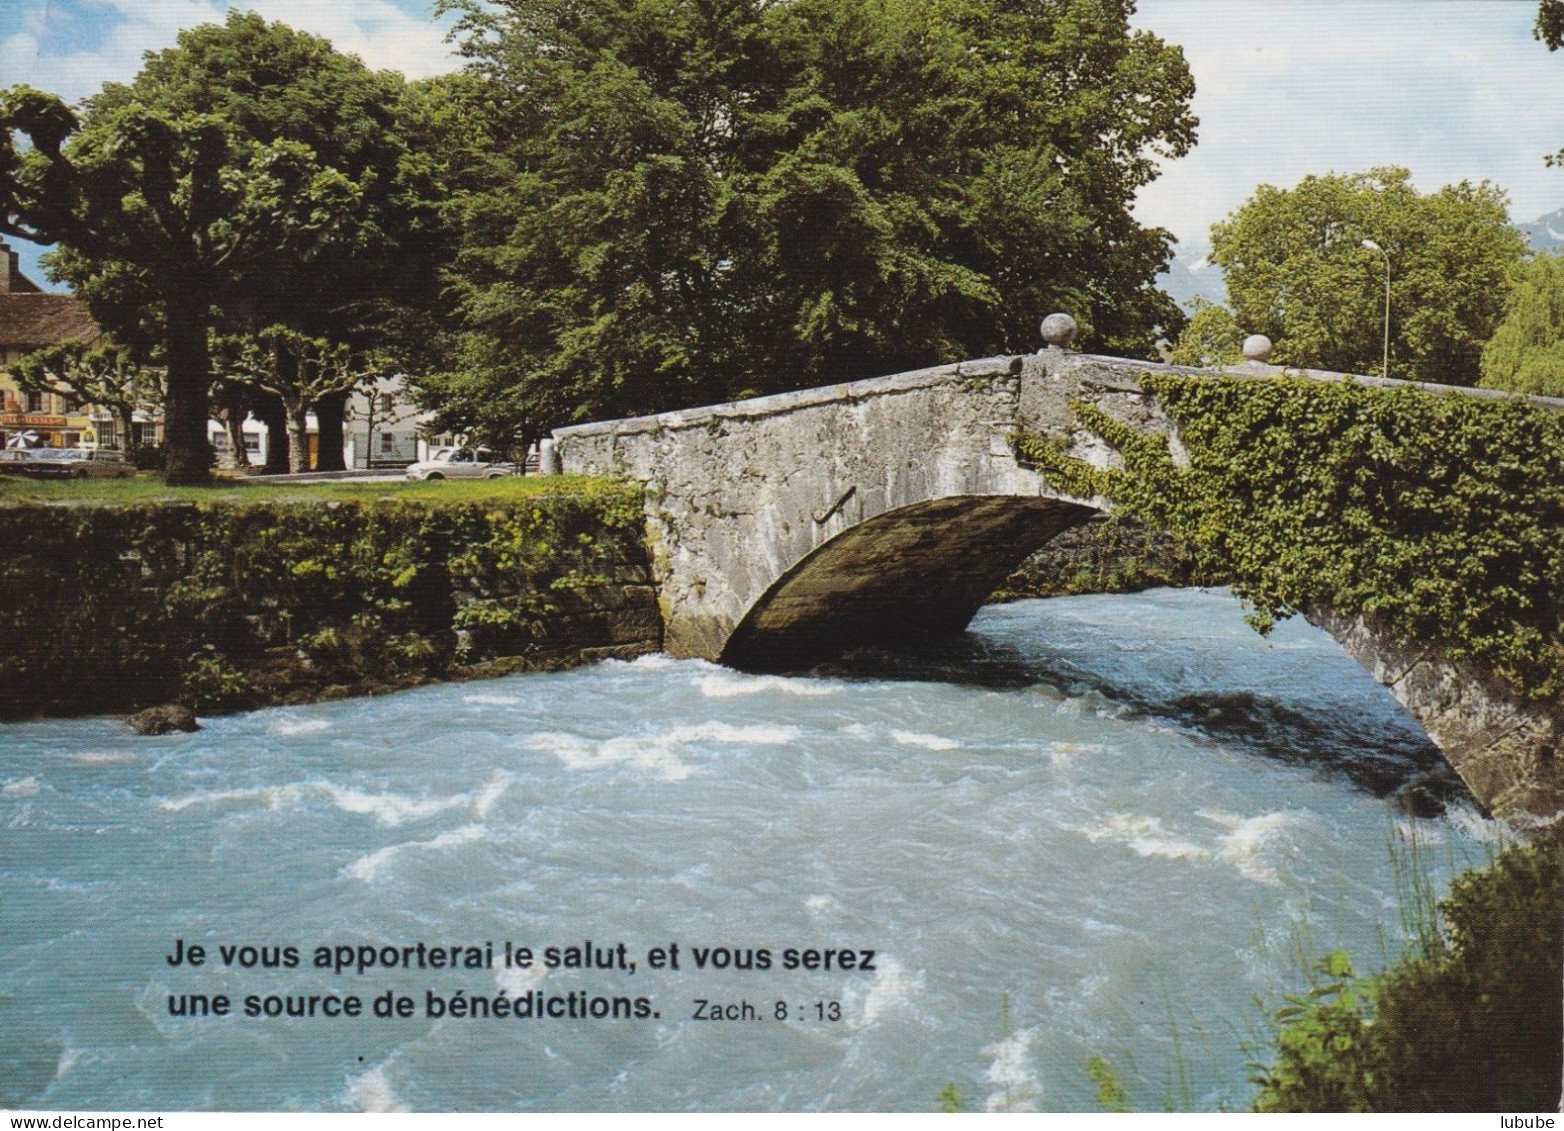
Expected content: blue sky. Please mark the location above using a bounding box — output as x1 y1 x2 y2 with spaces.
1132 0 1564 249
3 0 1562 288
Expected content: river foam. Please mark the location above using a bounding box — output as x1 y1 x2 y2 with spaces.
340 824 487 882
347 1064 407 1113
159 775 509 826
983 1030 1041 1112
0 589 1491 1112
524 721 800 781
694 668 837 699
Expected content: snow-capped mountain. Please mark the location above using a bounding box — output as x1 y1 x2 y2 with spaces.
1518 207 1564 253
1157 240 1228 312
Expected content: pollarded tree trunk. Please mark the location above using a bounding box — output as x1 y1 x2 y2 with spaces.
222 409 250 470
117 406 138 457
162 289 214 485
283 395 311 473
313 389 348 471
209 383 250 470
253 395 289 474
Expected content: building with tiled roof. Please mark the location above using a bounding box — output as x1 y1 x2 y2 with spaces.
0 238 105 449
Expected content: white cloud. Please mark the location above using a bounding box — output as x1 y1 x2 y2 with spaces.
1 0 457 105
235 0 457 78
1133 0 1564 244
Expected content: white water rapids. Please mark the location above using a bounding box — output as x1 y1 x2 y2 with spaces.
0 589 1499 1111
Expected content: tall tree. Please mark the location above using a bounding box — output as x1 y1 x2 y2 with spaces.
1166 298 1245 368
0 13 440 483
1479 251 1564 397
427 0 1195 435
1209 168 1527 386
11 340 164 455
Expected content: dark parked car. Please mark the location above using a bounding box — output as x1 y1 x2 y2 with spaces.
2 448 135 479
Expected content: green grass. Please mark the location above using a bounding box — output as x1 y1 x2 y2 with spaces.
0 472 609 507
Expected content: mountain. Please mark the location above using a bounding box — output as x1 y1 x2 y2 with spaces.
1157 240 1227 313
1518 208 1564 254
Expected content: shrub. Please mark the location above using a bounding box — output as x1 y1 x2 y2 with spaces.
1253 836 1563 1111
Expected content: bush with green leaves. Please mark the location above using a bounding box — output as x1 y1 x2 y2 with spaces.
1479 250 1564 397
1252 836 1563 1112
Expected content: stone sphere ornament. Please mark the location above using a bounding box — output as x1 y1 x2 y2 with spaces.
1040 313 1079 349
1242 334 1274 362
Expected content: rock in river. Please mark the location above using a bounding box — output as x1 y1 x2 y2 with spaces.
127 704 201 735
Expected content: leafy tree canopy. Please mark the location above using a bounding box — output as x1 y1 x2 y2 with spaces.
12 339 165 453
0 13 442 482
1166 297 1245 368
1540 0 1564 164
1542 0 1564 47
219 326 390 473
1209 167 1527 387
1479 251 1564 397
426 0 1196 437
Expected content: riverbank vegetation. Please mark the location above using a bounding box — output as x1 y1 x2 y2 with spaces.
1072 834 1562 1112
1251 833 1562 1111
0 479 656 718
1014 374 1564 703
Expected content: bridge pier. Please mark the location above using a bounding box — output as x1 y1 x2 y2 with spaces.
1307 606 1563 821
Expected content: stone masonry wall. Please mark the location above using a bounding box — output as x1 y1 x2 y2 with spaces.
0 496 661 721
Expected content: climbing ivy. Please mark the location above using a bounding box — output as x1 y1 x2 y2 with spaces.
1013 374 1564 700
0 481 648 716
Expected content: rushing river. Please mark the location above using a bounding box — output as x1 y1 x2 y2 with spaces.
1 589 1501 1112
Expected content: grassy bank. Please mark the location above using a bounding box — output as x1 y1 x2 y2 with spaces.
0 471 603 507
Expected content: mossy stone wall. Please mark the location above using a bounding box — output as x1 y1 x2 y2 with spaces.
0 486 659 718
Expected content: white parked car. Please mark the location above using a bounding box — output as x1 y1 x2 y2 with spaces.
403 446 519 481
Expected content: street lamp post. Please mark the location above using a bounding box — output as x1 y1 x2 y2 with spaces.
1361 239 1390 379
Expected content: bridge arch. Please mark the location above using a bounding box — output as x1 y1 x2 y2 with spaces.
553 353 1108 660
721 494 1098 669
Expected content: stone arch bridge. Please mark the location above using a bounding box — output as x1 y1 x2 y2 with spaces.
554 348 1562 819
